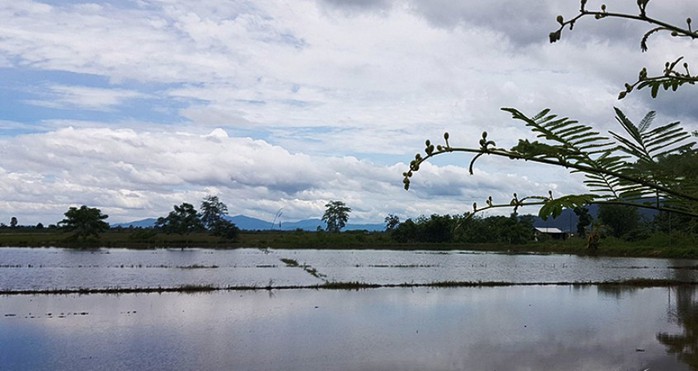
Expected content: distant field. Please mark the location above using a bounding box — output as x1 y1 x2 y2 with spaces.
0 228 697 259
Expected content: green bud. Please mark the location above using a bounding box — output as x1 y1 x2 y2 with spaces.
549 30 561 43
556 15 564 25
443 132 449 140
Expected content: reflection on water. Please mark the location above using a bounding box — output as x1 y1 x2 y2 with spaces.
658 286 698 368
2 247 698 291
0 286 695 370
3 248 698 369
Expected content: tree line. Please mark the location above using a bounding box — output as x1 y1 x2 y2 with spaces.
0 195 241 242
1 197 356 241
383 201 698 246
387 214 534 244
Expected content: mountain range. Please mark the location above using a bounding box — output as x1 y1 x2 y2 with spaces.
113 204 659 233
112 215 386 231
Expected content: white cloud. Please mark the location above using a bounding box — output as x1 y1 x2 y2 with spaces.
0 0 695 225
26 85 149 111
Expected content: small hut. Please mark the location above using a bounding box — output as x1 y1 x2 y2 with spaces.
534 227 569 240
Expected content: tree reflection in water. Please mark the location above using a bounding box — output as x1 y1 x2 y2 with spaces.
657 286 698 369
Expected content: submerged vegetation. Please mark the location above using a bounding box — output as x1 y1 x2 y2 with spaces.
3 278 698 296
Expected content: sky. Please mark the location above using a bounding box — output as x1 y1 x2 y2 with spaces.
1 0 697 226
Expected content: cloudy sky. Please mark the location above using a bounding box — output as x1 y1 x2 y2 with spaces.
1 0 696 226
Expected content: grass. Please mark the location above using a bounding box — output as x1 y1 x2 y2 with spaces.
178 264 219 269
279 258 327 278
280 258 299 267
3 278 698 296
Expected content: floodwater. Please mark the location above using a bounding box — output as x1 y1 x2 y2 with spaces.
3 247 698 291
2 247 698 370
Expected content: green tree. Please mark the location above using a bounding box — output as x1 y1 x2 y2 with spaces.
391 218 418 243
598 204 640 239
58 205 109 240
200 195 229 230
403 1 698 226
209 219 240 240
391 213 533 244
650 150 698 234
420 214 454 243
384 214 400 231
10 217 17 228
155 203 204 234
322 200 351 233
573 207 592 237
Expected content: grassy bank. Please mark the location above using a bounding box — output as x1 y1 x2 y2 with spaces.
0 228 696 259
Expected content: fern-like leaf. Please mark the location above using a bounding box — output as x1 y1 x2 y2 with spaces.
504 107 629 198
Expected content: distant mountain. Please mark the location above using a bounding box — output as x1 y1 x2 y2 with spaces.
279 218 324 231
113 215 384 232
225 215 272 230
112 218 158 228
531 203 658 233
112 204 658 233
232 215 384 231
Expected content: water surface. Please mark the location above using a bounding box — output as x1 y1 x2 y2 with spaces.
2 286 696 370
3 247 698 370
2 247 698 291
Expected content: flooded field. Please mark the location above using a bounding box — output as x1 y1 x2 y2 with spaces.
2 286 697 370
2 247 698 370
2 247 698 291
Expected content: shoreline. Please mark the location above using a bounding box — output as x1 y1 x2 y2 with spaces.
0 229 696 259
